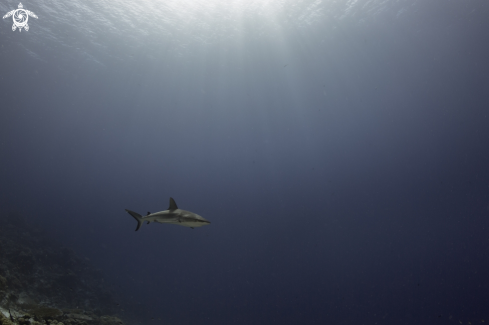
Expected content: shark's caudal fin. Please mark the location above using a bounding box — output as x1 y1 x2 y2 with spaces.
125 209 143 231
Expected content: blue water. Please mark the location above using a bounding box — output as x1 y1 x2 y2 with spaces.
1 0 489 324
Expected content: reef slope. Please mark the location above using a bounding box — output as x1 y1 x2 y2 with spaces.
0 211 125 325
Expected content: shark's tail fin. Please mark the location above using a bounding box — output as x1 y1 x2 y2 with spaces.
125 209 143 231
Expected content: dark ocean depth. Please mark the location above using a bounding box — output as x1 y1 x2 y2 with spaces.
1 0 489 324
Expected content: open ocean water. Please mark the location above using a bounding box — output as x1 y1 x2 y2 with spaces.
1 0 489 324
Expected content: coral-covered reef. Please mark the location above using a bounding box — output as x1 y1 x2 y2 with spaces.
0 211 125 325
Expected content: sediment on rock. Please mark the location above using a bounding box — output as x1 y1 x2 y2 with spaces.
0 312 14 325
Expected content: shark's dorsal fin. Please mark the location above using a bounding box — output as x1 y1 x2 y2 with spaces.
168 197 178 210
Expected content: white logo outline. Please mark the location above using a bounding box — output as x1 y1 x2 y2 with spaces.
3 3 38 32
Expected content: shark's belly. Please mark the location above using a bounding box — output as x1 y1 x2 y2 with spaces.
145 211 209 228
154 218 178 224
153 218 207 228
179 221 207 228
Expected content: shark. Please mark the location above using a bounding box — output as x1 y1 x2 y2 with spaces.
125 197 210 231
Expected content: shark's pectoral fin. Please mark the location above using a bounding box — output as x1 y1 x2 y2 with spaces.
168 197 178 210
